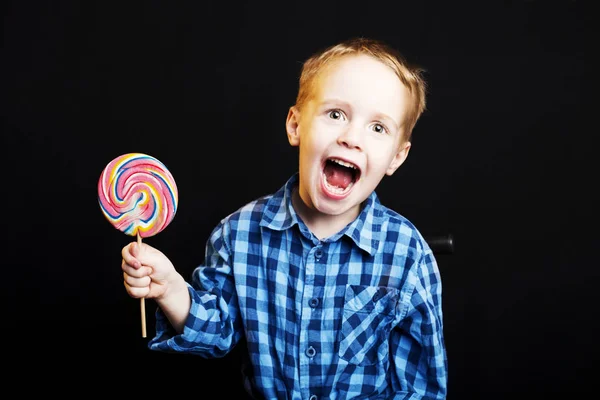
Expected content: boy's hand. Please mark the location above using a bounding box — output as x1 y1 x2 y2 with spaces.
121 242 177 301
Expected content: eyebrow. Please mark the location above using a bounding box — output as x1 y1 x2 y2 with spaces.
319 98 350 109
377 113 400 132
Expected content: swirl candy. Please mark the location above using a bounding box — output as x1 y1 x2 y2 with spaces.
98 152 178 338
98 153 178 239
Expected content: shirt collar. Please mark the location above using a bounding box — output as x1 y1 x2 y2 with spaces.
260 174 301 232
260 173 382 256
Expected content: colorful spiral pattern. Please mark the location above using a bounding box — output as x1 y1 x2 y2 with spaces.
98 153 178 238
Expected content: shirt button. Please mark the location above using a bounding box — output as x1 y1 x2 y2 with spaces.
309 297 320 308
309 396 318 400
305 346 316 358
315 248 323 260
373 291 382 302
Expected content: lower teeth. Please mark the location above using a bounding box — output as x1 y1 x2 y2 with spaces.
324 179 352 194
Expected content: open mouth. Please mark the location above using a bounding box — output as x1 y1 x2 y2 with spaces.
323 157 361 195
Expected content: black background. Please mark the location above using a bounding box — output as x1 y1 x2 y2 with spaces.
1 1 594 398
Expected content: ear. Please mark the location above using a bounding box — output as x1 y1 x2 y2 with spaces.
286 106 301 147
385 141 411 176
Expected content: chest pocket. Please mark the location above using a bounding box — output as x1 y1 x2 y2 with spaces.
337 284 400 366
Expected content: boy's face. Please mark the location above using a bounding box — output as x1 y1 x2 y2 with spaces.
286 54 412 218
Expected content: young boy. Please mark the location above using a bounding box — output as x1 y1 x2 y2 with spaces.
121 37 447 399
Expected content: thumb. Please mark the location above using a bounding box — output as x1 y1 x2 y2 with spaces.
129 241 162 268
129 241 142 258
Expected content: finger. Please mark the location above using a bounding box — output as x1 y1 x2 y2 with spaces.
123 272 151 289
123 281 150 299
122 242 141 269
122 260 152 278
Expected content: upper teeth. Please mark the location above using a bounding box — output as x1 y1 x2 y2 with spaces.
331 158 357 169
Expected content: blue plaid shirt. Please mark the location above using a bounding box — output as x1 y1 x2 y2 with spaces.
149 173 447 399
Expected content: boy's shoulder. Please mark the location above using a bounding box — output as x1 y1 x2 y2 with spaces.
219 193 275 226
216 175 296 234
237 194 273 216
373 200 430 252
375 200 417 231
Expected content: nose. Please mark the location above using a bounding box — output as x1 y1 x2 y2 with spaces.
337 124 362 150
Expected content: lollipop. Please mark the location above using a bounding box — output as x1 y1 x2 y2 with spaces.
98 153 179 337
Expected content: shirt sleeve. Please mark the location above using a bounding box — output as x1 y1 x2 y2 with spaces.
148 219 243 358
389 248 448 399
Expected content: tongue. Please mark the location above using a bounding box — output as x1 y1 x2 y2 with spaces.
324 163 353 189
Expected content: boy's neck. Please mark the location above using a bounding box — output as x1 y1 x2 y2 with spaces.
291 187 360 240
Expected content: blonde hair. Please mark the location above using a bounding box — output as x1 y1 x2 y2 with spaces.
295 37 427 142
